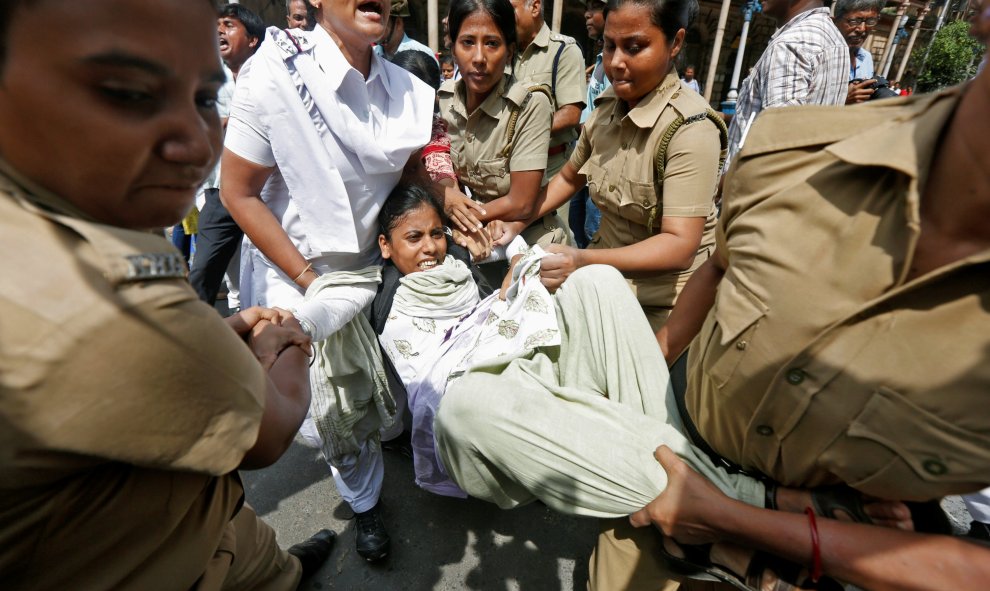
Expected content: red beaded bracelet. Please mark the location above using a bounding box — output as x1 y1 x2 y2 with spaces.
804 507 823 583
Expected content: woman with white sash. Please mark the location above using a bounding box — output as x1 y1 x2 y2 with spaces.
221 0 434 563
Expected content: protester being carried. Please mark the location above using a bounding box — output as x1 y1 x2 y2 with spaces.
373 184 766 508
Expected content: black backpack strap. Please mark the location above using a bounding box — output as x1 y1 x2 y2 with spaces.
550 41 566 99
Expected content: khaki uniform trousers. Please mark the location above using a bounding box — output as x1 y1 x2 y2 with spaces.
194 505 302 591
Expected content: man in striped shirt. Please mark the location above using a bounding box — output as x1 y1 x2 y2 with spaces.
723 0 848 172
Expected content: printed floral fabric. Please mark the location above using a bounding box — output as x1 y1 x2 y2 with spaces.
381 247 559 496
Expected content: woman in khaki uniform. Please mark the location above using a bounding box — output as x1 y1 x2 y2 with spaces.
499 0 725 332
439 0 571 254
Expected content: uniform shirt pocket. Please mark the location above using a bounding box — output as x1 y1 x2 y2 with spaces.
703 278 767 389
832 386 990 500
476 157 509 194
615 179 658 228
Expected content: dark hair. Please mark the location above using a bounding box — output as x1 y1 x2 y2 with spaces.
446 0 518 53
439 53 454 67
391 50 442 90
219 3 266 44
378 184 446 239
605 0 697 41
833 0 882 20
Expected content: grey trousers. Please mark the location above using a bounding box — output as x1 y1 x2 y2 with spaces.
435 265 764 518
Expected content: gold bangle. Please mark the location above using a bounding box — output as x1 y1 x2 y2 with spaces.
293 263 313 283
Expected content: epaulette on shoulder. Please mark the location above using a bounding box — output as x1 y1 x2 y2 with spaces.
549 31 577 46
667 85 713 117
505 82 551 108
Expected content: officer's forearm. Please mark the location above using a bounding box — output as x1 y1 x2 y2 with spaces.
713 500 990 591
221 151 312 289
551 104 582 134
480 170 543 222
239 344 311 470
528 162 584 223
657 255 725 363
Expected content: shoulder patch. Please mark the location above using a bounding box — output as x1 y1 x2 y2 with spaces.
121 253 189 282
549 32 577 46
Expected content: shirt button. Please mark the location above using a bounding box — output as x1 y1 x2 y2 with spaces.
608 185 616 192
923 459 948 476
736 341 748 350
671 92 680 99
756 425 774 436
621 142 629 150
786 369 805 385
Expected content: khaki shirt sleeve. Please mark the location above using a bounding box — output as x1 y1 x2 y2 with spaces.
570 124 592 171
6 286 267 476
553 43 588 109
661 118 721 217
508 90 553 172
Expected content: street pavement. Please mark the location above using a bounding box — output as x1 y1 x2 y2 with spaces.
242 438 599 591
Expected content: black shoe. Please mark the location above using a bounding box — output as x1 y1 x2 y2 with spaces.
354 503 390 562
288 529 336 579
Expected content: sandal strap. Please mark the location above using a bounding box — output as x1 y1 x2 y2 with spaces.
810 485 874 524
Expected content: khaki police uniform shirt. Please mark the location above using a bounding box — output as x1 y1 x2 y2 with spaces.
571 72 721 321
512 23 586 164
0 163 268 589
439 74 553 202
686 86 990 501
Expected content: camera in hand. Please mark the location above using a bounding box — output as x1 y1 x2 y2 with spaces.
850 76 900 100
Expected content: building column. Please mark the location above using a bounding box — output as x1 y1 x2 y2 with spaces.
726 0 761 104
551 0 563 32
895 3 930 82
704 0 734 103
878 0 910 76
428 0 439 52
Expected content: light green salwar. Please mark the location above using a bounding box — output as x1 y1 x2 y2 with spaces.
435 265 764 518
304 268 394 462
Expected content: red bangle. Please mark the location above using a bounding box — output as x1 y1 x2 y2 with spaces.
804 507 823 583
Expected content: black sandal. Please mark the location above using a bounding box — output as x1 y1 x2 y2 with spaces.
657 533 843 591
765 482 874 524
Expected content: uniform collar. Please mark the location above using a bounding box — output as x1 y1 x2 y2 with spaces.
0 158 94 221
624 71 682 129
824 85 963 182
526 23 552 53
449 74 511 120
312 23 393 98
